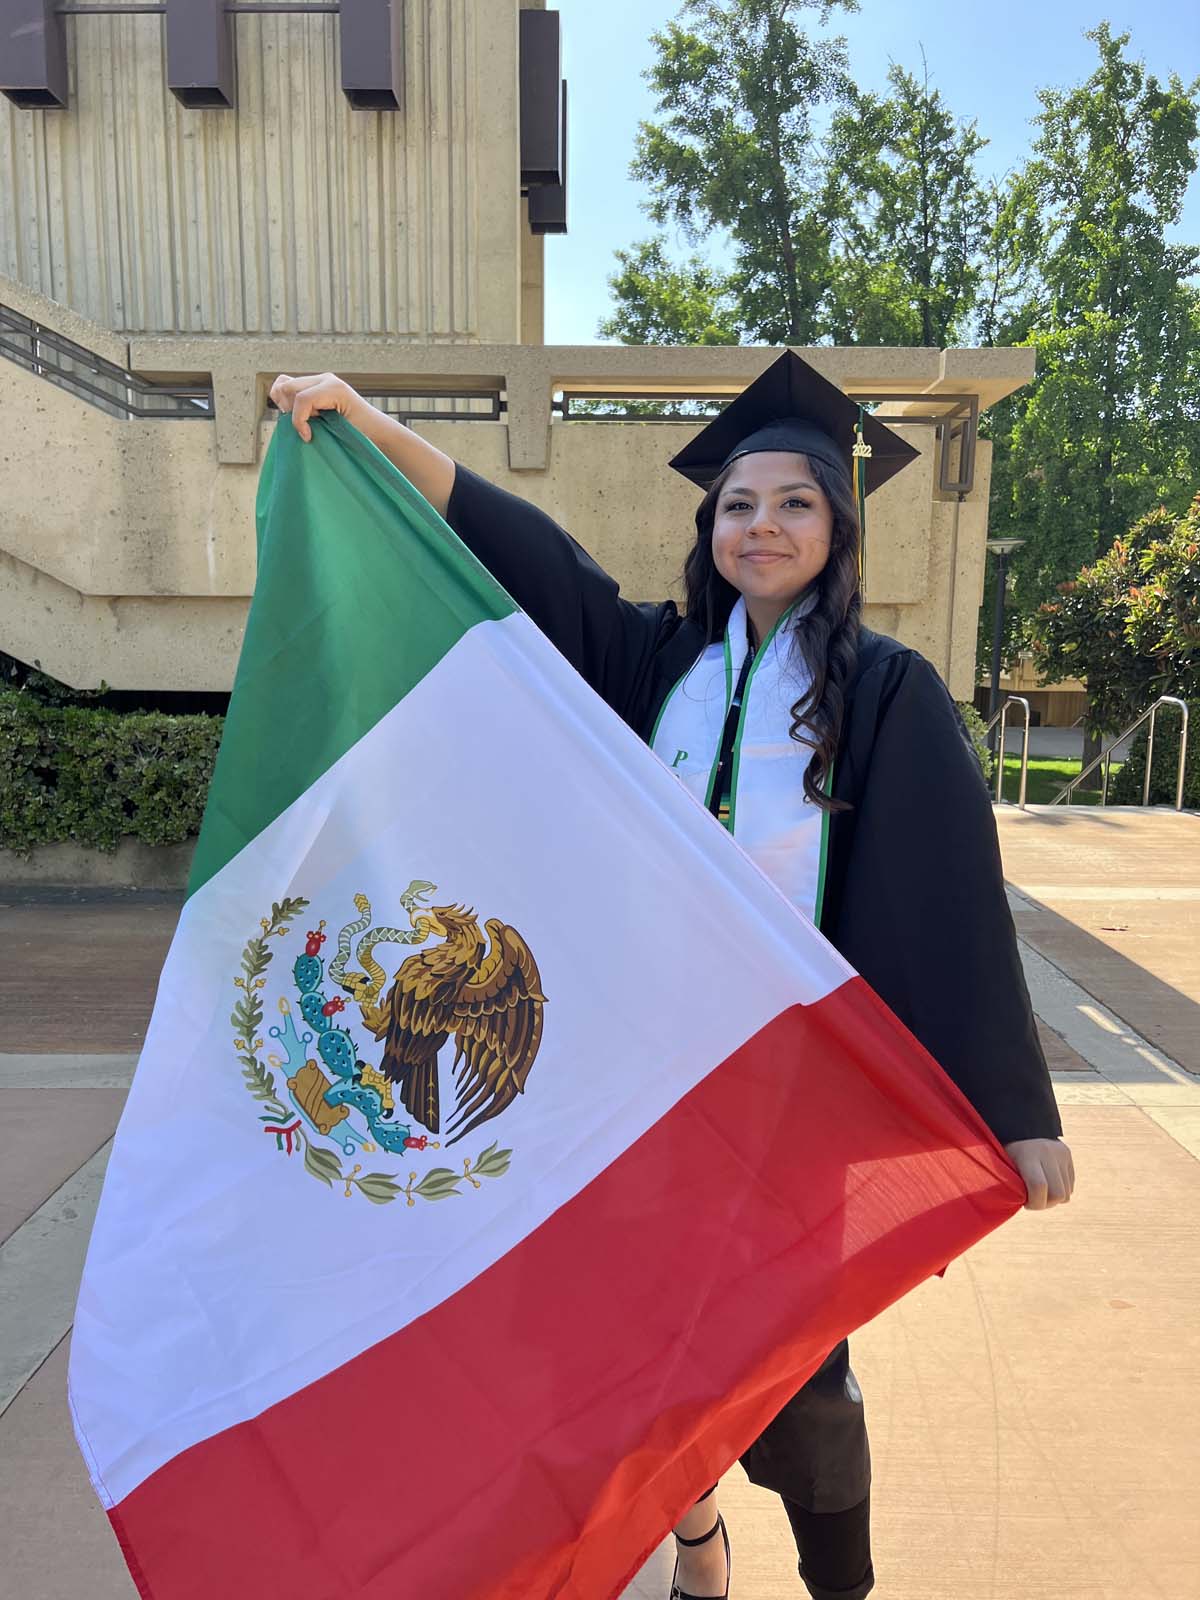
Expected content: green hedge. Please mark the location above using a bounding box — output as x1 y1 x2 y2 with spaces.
0 690 223 855
1109 715 1199 809
957 702 993 784
1 686 996 856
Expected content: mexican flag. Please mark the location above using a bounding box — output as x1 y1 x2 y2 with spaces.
70 414 1023 1600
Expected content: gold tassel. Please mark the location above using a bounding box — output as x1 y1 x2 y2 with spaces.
851 409 872 591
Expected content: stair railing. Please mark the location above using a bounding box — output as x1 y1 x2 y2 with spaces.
983 696 1031 809
1051 697 1190 809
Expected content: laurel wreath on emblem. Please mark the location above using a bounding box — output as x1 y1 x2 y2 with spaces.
230 886 547 1206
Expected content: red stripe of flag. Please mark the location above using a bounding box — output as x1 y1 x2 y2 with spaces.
106 978 1022 1600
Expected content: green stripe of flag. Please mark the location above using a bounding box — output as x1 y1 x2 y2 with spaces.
187 413 517 897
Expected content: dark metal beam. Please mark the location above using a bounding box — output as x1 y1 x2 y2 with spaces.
165 0 235 110
57 4 341 11
339 0 401 111
0 0 69 108
519 9 562 188
529 79 567 234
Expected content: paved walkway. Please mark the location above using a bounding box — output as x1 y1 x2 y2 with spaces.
997 808 1200 1077
994 726 1138 761
998 726 1087 759
2 809 1198 1599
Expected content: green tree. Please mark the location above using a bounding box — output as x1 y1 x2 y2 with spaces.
822 55 990 346
976 174 1041 350
984 26 1200 651
1030 496 1200 734
1123 503 1200 702
597 239 741 345
600 0 859 345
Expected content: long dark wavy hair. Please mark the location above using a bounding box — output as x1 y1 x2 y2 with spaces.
682 451 862 812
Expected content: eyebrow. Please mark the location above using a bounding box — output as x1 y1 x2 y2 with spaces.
722 480 819 496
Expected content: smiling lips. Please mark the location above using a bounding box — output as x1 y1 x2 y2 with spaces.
740 550 790 563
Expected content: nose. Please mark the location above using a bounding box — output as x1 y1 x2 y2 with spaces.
747 511 779 538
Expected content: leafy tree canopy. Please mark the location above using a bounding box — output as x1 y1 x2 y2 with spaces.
1030 494 1200 733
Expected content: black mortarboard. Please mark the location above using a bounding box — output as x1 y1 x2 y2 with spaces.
668 349 920 495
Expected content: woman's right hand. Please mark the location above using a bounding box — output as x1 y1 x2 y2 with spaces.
269 373 368 443
268 370 456 515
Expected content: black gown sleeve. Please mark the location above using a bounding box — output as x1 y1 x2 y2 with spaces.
827 649 1062 1146
444 463 680 726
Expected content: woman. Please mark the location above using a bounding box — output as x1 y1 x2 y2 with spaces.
269 354 1074 1600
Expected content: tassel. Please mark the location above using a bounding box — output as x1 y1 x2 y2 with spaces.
851 405 872 590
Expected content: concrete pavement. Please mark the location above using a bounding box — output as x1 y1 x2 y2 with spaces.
995 726 1136 761
996 808 1200 1076
2 808 1198 1599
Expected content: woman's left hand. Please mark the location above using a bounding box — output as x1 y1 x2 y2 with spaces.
1003 1137 1075 1210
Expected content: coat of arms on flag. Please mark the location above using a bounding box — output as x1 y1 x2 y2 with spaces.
69 414 1024 1600
234 884 544 1204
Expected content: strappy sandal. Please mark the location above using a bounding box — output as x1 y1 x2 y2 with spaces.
669 1512 731 1600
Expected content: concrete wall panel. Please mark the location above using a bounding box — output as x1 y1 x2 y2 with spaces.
0 0 521 341
0 361 258 597
0 547 248 692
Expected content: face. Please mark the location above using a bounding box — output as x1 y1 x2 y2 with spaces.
710 452 834 629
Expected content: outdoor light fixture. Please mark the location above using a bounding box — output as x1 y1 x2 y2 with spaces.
986 537 1027 719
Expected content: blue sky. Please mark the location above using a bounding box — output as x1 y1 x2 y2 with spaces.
545 0 1200 343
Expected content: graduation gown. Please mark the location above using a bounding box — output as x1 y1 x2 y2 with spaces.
445 465 1061 1148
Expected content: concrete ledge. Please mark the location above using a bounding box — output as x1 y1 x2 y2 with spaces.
0 271 130 370
126 339 1038 467
0 840 195 891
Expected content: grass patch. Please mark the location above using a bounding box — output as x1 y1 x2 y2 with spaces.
995 756 1123 806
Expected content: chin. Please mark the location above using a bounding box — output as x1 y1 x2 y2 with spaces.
745 577 805 604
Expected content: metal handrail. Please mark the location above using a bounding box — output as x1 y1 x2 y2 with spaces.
1051 696 1191 809
1142 697 1190 810
0 302 213 420
984 696 1031 809
557 387 980 494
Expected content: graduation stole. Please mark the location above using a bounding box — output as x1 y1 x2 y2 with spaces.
650 596 830 927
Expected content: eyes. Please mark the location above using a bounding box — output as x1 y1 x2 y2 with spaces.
721 497 813 514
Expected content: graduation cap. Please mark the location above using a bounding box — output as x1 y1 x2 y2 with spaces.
668 350 921 587
668 349 920 496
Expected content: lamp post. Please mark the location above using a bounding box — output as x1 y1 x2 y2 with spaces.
986 538 1026 722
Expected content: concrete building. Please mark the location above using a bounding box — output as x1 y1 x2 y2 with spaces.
977 656 1088 730
0 0 1032 704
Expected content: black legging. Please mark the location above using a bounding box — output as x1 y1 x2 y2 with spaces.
691 1342 874 1599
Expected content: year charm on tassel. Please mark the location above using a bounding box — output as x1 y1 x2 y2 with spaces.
851 407 873 589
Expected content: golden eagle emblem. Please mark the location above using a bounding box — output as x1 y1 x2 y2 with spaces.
366 904 547 1145
232 888 538 1208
